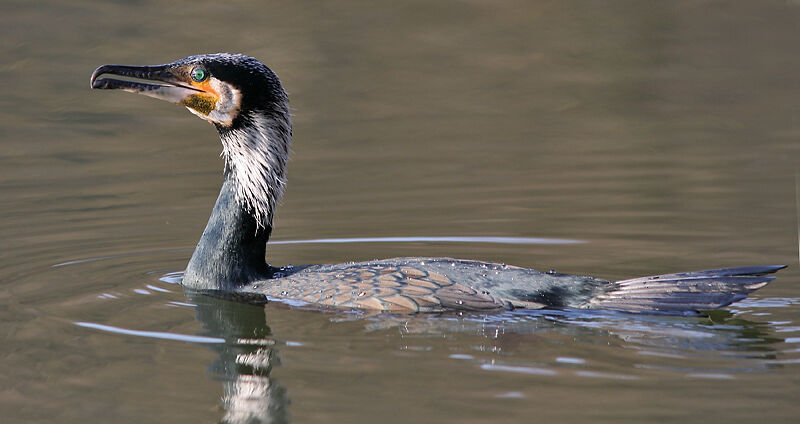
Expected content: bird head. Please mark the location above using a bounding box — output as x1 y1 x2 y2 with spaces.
90 53 287 129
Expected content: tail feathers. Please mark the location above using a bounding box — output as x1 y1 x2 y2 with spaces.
587 265 786 314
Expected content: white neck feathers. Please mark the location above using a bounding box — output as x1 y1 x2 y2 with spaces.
219 112 291 228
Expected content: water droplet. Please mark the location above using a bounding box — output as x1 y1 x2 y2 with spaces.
456 300 464 305
548 269 557 274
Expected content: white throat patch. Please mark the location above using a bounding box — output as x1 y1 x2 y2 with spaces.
219 112 291 228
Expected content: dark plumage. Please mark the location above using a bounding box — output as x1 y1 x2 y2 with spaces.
90 53 786 314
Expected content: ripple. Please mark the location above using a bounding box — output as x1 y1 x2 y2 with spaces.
268 236 585 245
449 354 475 360
480 363 558 376
53 236 584 270
52 248 191 267
75 321 225 344
146 284 172 293
686 373 735 380
495 391 526 399
556 357 586 364
167 301 197 307
731 297 800 309
574 371 639 380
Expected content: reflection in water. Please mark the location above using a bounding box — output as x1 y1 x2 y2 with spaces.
188 291 289 424
363 307 788 376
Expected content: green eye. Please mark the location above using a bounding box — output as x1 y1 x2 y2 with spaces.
191 67 207 82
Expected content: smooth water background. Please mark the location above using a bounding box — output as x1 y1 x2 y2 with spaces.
2 1 799 422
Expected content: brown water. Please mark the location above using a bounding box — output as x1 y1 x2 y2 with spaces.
2 1 799 422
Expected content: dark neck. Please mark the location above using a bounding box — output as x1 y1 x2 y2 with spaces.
183 166 271 290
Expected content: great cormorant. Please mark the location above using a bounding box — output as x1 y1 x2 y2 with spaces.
90 53 785 314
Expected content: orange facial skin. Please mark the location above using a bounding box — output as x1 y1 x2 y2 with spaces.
178 67 219 115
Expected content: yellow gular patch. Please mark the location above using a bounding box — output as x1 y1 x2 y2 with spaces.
181 92 218 116
178 78 219 116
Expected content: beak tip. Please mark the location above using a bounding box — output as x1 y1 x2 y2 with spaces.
90 65 107 89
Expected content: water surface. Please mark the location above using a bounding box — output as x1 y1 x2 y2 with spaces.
1 1 799 423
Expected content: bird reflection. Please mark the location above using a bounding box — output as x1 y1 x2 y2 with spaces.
184 289 786 423
367 308 783 366
187 290 289 424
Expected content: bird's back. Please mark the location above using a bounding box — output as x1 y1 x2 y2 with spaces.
245 258 784 314
247 257 608 313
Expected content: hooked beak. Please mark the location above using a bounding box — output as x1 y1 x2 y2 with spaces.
90 63 203 104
